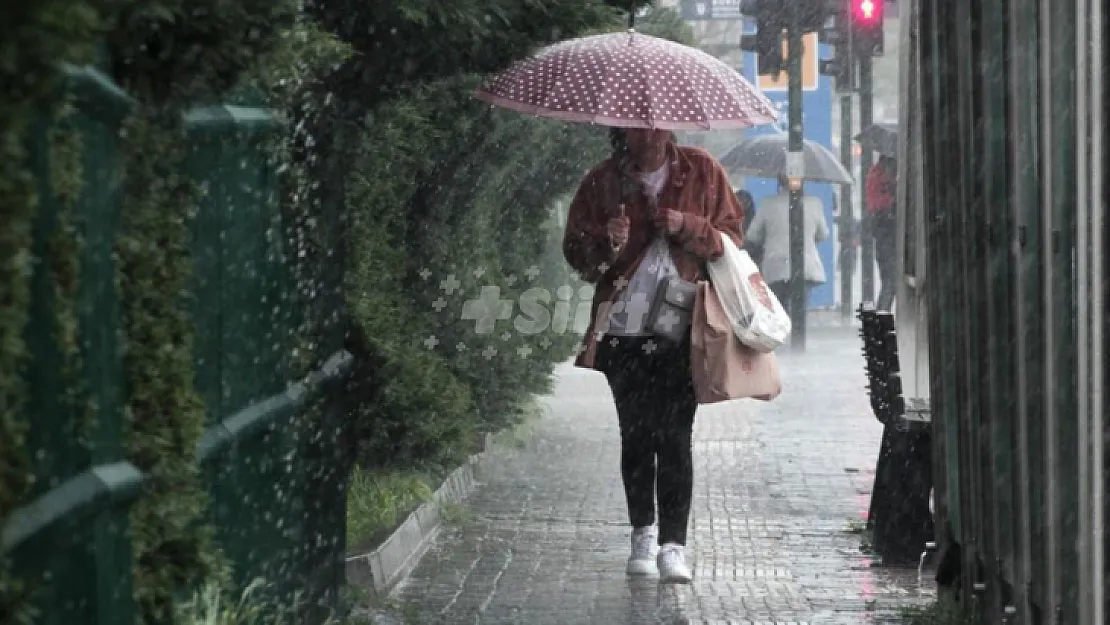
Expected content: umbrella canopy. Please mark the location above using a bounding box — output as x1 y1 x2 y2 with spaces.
855 123 899 157
474 30 778 131
720 133 853 185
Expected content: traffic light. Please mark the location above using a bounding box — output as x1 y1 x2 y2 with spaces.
849 0 884 56
819 54 854 93
739 0 786 76
818 0 855 92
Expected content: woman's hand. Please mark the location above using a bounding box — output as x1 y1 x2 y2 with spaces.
607 216 631 248
654 209 684 235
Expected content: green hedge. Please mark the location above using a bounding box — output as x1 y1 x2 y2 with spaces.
115 112 219 624
0 4 116 622
106 4 339 621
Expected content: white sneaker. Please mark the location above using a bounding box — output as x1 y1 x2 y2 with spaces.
657 543 692 583
626 526 659 576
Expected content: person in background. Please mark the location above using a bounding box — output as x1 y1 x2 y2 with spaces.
866 155 898 311
735 189 761 266
743 175 829 317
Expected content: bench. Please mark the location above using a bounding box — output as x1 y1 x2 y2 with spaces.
857 304 935 566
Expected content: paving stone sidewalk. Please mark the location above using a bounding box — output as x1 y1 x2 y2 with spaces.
381 329 935 624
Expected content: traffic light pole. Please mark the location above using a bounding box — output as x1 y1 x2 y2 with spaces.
859 53 875 303
839 92 855 319
787 0 806 352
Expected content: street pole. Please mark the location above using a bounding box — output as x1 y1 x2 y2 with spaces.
859 53 875 303
839 92 855 319
786 0 806 352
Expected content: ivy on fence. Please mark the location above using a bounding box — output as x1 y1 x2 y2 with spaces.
0 4 111 622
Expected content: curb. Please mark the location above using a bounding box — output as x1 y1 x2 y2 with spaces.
344 422 540 598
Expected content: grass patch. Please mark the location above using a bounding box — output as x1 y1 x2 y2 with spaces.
438 501 474 526
339 586 420 625
175 579 270 625
898 595 978 624
489 400 546 450
490 423 533 450
346 467 435 551
176 579 309 625
366 597 421 625
344 400 546 553
344 399 546 556
177 580 417 625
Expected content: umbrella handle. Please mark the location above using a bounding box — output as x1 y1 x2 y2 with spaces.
610 203 626 256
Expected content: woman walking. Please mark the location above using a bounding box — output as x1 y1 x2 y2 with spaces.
562 128 744 583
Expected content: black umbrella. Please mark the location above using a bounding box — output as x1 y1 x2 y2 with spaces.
855 123 899 157
720 132 853 185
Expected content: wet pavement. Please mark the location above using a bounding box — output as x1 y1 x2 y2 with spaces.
379 329 935 624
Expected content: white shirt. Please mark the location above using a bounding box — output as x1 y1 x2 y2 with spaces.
602 164 679 337
639 162 669 199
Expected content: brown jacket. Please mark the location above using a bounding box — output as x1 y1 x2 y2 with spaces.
563 143 744 370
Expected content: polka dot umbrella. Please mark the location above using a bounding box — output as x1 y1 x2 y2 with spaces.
474 29 779 131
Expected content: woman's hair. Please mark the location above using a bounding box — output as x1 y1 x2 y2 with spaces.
608 127 679 160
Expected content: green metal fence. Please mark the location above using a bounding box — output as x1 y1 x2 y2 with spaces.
2 65 353 624
913 1 1106 623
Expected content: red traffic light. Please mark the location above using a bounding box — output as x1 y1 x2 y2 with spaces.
852 0 882 23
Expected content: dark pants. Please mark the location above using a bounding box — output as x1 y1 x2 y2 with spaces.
768 280 817 319
596 335 698 546
872 212 897 311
